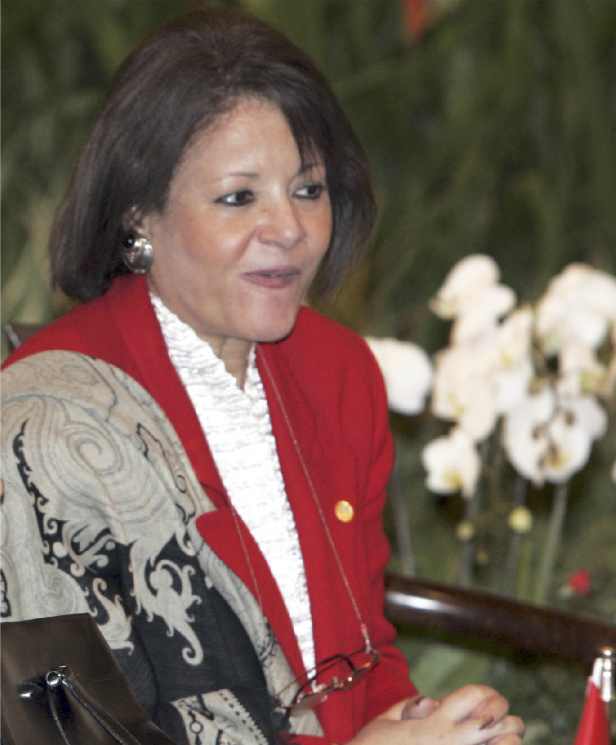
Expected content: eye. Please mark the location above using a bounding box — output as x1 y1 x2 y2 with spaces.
295 182 326 200
216 189 255 207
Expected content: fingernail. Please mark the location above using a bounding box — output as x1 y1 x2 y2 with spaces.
401 696 426 719
477 714 494 731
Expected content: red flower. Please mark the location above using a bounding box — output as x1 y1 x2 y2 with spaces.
566 569 592 597
401 0 428 41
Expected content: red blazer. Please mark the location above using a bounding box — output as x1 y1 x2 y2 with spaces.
4 274 416 743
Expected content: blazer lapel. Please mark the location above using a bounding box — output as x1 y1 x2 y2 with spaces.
104 276 225 494
258 344 363 738
196 507 307 680
257 342 364 649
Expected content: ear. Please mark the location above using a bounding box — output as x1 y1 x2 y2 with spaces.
122 206 156 238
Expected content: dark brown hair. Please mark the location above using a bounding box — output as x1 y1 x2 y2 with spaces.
51 6 376 301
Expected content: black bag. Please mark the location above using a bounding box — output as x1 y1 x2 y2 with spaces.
1 613 177 745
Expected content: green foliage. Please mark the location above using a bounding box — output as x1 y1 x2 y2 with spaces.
1 0 196 331
4 0 616 338
324 0 616 344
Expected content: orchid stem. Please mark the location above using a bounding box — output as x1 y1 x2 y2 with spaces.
456 441 489 586
502 475 528 597
534 481 570 605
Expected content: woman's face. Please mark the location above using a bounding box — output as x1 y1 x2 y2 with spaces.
142 97 332 359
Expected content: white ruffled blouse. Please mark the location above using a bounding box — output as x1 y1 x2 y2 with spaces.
151 294 316 675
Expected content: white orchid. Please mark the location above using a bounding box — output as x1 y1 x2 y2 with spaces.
451 284 516 344
373 255 615 604
539 409 598 484
605 320 616 395
367 254 613 527
556 390 608 441
431 338 499 441
495 306 533 364
552 264 616 320
491 308 534 413
503 387 556 485
503 386 608 486
430 306 532 442
557 339 609 397
430 254 500 319
365 337 434 416
421 426 480 498
535 264 616 354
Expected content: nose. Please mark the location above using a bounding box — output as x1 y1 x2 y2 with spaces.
257 197 306 250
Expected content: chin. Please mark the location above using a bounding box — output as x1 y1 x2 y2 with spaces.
248 303 303 343
252 317 298 344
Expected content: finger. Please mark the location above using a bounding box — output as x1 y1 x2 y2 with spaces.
485 736 524 745
405 709 522 745
465 692 510 723
400 695 440 719
436 684 496 723
376 698 413 720
483 714 525 745
476 713 495 730
461 713 524 744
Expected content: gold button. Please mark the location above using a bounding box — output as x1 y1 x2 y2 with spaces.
335 500 354 523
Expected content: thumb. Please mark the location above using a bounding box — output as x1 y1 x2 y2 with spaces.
401 696 441 720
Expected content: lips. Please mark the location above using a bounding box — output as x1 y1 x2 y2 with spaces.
243 266 301 288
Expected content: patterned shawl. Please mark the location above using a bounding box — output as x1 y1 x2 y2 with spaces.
1 351 323 744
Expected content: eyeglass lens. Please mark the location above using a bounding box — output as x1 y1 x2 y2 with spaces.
286 650 379 716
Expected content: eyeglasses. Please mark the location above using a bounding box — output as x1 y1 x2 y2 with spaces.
274 645 380 719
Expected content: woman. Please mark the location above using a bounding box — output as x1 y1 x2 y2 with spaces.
1 7 523 745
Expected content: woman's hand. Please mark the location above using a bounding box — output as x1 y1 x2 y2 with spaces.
347 685 524 745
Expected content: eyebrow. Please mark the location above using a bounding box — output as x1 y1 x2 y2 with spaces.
299 161 326 174
220 172 259 181
218 162 325 182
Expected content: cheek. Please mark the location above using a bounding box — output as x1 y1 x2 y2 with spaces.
311 208 333 258
156 213 218 270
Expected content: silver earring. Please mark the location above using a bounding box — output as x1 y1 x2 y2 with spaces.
122 233 153 274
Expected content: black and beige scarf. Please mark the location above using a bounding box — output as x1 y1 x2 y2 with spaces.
1 351 323 744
